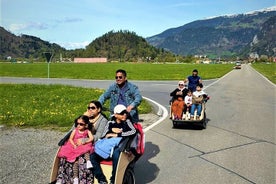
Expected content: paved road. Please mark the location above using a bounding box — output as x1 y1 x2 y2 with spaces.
135 64 275 184
1 64 275 184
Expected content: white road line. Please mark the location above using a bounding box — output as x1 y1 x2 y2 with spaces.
142 96 169 132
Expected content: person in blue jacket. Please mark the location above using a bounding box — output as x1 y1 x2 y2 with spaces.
184 69 203 92
98 69 142 123
90 104 136 184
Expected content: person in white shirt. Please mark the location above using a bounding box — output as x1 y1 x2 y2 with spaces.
184 90 193 116
190 84 207 120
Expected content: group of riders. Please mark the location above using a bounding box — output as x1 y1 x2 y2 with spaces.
55 69 143 184
54 68 206 184
170 69 208 121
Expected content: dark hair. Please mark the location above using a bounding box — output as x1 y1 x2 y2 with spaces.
89 100 103 112
74 115 90 127
116 69 127 77
197 83 203 88
193 69 198 73
89 100 108 120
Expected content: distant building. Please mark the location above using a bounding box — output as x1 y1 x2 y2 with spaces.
73 58 107 63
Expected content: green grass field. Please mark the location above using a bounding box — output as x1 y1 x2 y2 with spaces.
251 63 276 84
0 62 233 80
0 84 151 131
1 62 274 130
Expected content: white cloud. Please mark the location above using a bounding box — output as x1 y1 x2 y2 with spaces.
55 17 83 24
9 22 48 32
58 41 90 50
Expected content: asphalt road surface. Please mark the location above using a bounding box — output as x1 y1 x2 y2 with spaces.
0 64 275 184
134 64 275 184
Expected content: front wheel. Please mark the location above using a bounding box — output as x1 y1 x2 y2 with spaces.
201 112 207 129
172 121 178 128
122 167 135 184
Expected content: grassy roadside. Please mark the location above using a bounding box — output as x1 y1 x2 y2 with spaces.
0 84 151 131
251 63 276 84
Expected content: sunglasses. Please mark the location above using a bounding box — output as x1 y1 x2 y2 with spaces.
115 76 123 79
77 123 85 126
118 110 127 115
87 106 96 110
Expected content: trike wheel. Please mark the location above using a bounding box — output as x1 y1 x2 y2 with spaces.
122 167 135 184
201 112 207 129
172 121 178 128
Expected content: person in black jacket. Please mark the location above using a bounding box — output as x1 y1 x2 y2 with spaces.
91 104 136 184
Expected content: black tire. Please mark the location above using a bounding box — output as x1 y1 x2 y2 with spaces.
122 167 135 184
201 112 207 129
172 121 177 128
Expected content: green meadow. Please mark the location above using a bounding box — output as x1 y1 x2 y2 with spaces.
0 84 151 131
0 62 274 130
0 62 233 80
251 63 276 84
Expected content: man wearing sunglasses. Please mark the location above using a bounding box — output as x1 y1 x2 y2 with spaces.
98 69 142 123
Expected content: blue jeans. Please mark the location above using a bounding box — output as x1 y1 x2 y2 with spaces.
190 104 202 116
90 147 121 183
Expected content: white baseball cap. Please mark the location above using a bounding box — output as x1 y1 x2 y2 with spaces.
113 104 127 114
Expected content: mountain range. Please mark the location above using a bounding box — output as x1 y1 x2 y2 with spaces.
146 7 276 59
1 7 275 60
0 26 66 59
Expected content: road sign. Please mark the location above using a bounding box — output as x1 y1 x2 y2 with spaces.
44 52 53 63
44 52 53 78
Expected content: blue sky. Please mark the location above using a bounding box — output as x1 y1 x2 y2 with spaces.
1 0 275 49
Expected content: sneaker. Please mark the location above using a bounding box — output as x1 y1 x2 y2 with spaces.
86 160 93 169
99 181 108 184
73 177 79 184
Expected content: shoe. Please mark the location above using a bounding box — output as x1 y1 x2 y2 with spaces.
56 180 62 184
196 116 200 120
73 177 79 184
190 116 194 120
182 114 186 120
99 181 108 184
86 160 93 169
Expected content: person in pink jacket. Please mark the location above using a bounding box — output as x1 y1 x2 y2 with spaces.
57 115 94 184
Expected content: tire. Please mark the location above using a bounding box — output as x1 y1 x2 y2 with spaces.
201 112 207 129
172 121 177 128
122 167 135 184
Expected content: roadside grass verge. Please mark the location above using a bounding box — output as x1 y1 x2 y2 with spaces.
0 84 151 131
0 63 233 80
251 63 276 84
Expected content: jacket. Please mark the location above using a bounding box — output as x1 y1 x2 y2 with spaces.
98 81 142 122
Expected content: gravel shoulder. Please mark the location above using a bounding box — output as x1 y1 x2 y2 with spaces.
0 113 159 184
